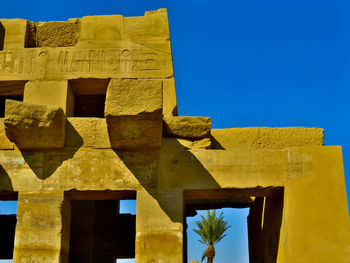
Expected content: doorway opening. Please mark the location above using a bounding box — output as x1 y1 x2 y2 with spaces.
68 190 136 263
184 188 283 263
0 191 18 263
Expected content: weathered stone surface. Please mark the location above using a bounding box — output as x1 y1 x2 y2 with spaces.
163 77 178 116
0 47 174 80
105 78 163 116
162 137 211 149
124 9 170 41
24 80 74 116
36 19 79 47
106 117 163 150
4 100 66 148
136 190 183 263
78 15 123 44
211 127 324 150
105 79 163 150
163 116 211 139
0 19 27 49
0 118 13 149
13 191 71 263
65 118 110 148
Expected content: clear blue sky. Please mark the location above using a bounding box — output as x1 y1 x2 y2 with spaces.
1 0 350 262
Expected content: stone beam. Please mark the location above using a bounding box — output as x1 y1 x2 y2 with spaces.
0 144 339 192
211 127 324 150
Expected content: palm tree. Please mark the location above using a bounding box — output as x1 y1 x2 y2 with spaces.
193 210 230 263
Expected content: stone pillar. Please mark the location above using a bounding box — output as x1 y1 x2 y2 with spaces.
278 147 350 263
248 194 283 263
247 197 264 263
136 190 183 263
24 80 75 116
13 191 71 263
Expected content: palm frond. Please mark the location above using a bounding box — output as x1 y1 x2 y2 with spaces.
201 250 206 262
192 210 231 246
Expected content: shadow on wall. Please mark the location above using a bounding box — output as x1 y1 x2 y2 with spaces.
18 120 83 180
0 165 13 191
0 22 4 51
114 138 221 224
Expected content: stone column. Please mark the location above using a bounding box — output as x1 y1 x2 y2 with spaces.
136 190 183 263
13 191 71 263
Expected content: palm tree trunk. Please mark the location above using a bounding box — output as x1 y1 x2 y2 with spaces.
206 244 215 263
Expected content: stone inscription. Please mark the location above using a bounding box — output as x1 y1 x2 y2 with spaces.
0 47 171 78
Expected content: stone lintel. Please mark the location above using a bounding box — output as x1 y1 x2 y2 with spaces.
0 146 337 192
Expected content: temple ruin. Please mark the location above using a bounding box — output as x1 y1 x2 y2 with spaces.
0 8 349 263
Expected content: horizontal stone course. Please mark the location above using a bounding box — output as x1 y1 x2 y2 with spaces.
211 127 324 149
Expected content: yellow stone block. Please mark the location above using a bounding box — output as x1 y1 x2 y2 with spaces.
162 137 211 149
211 127 324 149
136 190 183 232
13 191 70 263
24 80 74 116
105 78 163 150
65 117 110 148
136 190 183 263
0 19 27 49
0 118 13 149
36 19 79 47
163 116 211 139
4 100 66 149
124 9 170 41
78 15 123 44
163 77 178 116
278 146 350 263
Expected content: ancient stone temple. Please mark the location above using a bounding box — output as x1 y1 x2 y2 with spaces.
0 8 349 263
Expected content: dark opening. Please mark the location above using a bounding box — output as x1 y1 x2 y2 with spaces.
68 191 136 263
0 22 4 51
0 192 18 262
184 189 283 263
73 94 106 117
69 79 109 118
0 81 26 118
0 96 23 118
